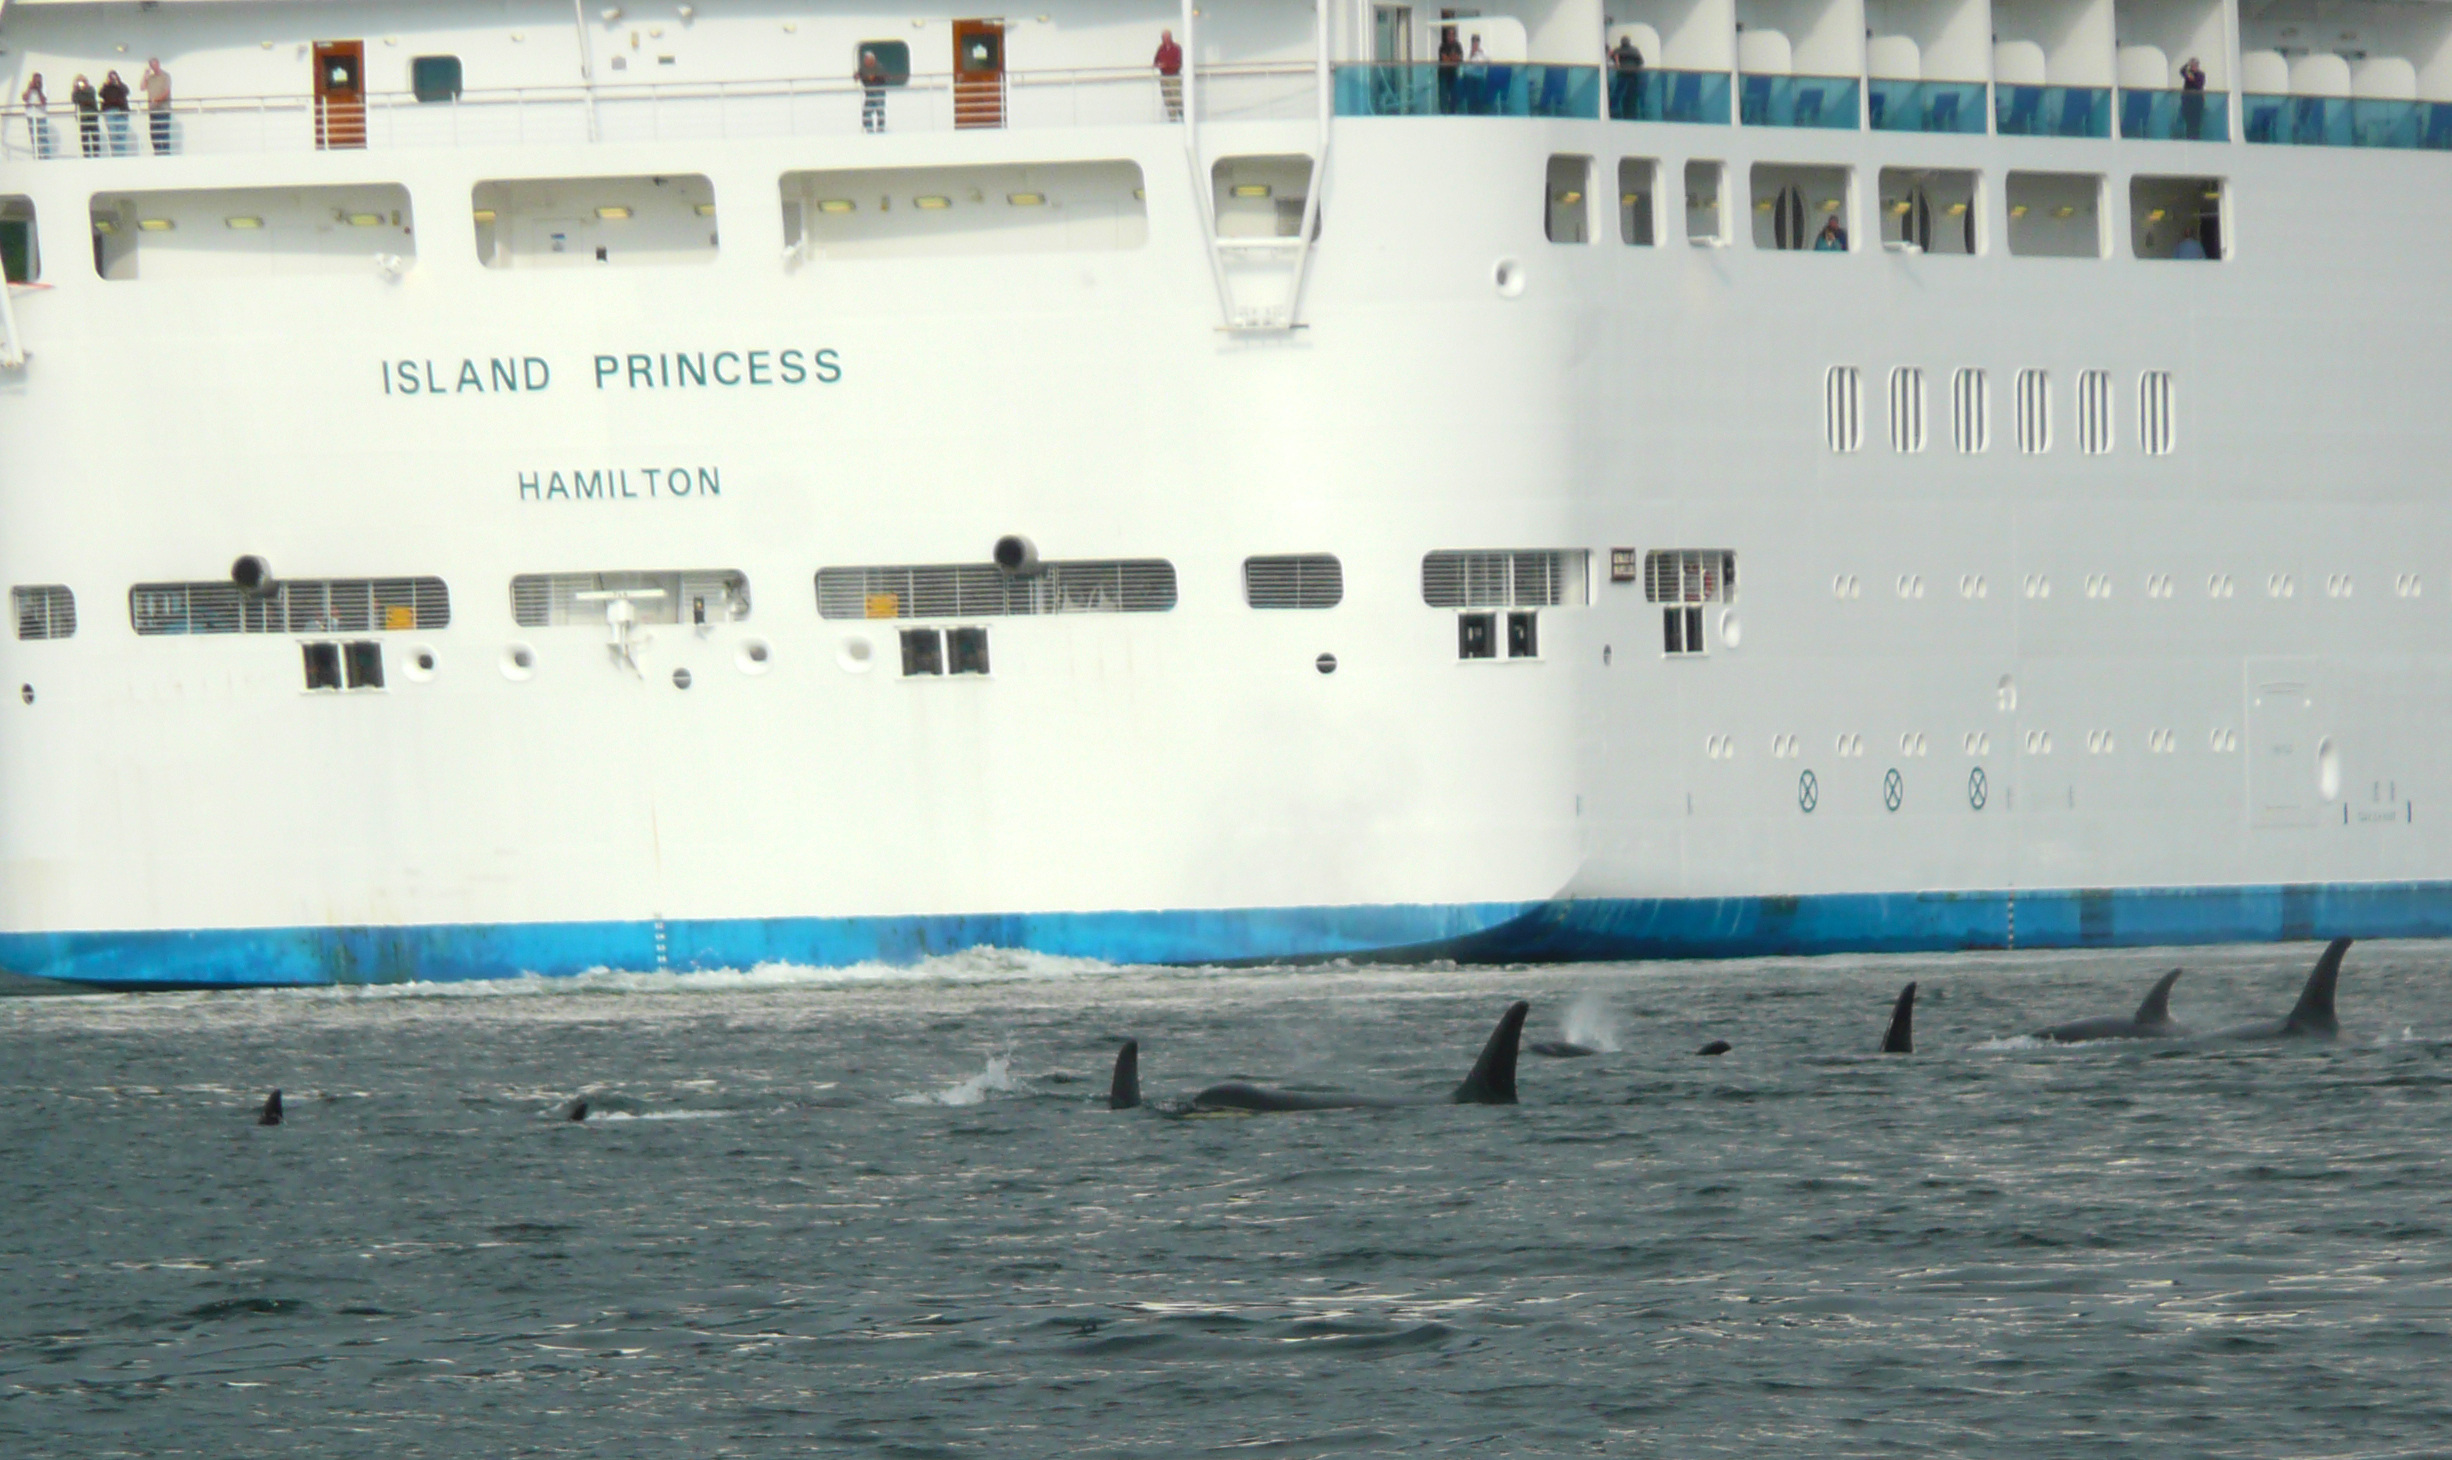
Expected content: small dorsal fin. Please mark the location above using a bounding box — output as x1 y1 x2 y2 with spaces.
1880 983 1916 1054
1108 1040 1141 1110
257 1089 283 1126
2133 968 2183 1028
1452 1002 1528 1105
2283 938 2350 1036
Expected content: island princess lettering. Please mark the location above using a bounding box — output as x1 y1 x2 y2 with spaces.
380 349 840 396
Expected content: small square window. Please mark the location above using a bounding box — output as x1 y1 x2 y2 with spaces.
302 642 342 691
947 626 990 675
901 627 944 676
411 56 463 104
855 40 913 85
1458 612 1497 660
1507 611 1539 658
345 641 385 689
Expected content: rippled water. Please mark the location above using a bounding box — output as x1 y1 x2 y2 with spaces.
4 943 2449 1458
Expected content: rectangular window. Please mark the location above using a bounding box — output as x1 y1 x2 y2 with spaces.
1546 155 1593 244
2130 175 2222 261
1751 164 1852 252
2016 369 2052 454
411 56 464 103
1243 555 1343 609
1825 366 1862 453
2140 371 2175 455
818 560 1177 620
1506 610 1539 659
2077 369 2113 454
1458 612 1497 660
512 571 749 628
475 175 717 270
91 186 413 282
1952 368 1990 453
1 196 37 284
946 626 991 675
1645 550 1735 657
344 641 385 689
130 577 449 636
1684 160 1727 246
901 628 944 676
1662 605 1704 655
1888 366 1927 453
1420 551 1589 609
1619 158 1658 246
301 642 342 691
12 585 75 640
785 160 1150 262
2006 172 2104 259
1877 167 1978 256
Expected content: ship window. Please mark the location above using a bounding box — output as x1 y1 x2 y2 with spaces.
1618 158 1657 246
1212 156 1315 241
411 56 464 104
1421 551 1589 608
818 560 1176 619
2016 369 2052 453
852 40 913 85
12 585 75 640
301 642 342 691
1646 549 1733 657
2130 175 2222 260
1458 612 1497 659
1751 164 1851 252
1888 367 1927 453
1 197 37 284
784 160 1150 260
900 627 944 676
2076 369 2113 454
511 571 748 628
89 185 414 281
2140 371 2175 455
1507 610 1539 659
947 626 991 674
344 641 385 689
130 577 449 636
1825 366 1862 452
1546 155 1593 244
1244 554 1343 609
1952 368 1990 453
1877 168 1978 256
2006 172 2103 259
1684 160 1727 245
474 175 716 270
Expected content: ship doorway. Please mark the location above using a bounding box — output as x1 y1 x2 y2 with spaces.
2248 677 2321 829
313 40 367 150
952 20 1006 129
1374 7 1414 62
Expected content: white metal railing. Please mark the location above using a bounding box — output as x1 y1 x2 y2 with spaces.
0 65 1316 162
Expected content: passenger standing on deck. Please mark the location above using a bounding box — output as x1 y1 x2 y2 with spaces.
2179 57 2207 141
2173 226 2207 259
1610 37 1644 119
100 70 131 155
71 75 98 158
1436 28 1463 114
1463 36 1490 113
858 48 887 133
142 59 172 155
19 75 48 159
1813 215 1848 251
1154 28 1184 122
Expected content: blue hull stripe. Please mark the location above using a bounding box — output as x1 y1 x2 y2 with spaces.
4 881 2451 989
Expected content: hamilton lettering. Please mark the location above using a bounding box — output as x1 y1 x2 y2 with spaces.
519 467 723 503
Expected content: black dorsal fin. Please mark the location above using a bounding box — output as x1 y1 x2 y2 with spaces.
1452 1001 1528 1105
1880 983 1916 1054
1108 1040 1141 1110
2283 938 2351 1036
256 1089 283 1126
2134 968 2184 1028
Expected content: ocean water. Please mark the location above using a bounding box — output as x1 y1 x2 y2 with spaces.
4 942 2449 1458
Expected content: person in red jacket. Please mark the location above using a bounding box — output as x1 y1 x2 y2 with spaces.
1154 29 1184 121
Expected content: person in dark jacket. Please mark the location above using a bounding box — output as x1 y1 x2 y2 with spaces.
2179 56 2207 140
858 49 887 133
99 69 131 155
71 74 99 157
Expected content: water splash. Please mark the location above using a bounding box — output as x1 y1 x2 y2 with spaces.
898 1054 1022 1106
1559 991 1622 1052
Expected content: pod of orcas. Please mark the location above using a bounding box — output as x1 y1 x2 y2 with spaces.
243 939 2366 1122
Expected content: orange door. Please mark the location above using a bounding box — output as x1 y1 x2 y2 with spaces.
952 20 1005 129
314 40 367 150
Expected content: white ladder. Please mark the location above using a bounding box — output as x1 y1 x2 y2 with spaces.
1180 0 1331 332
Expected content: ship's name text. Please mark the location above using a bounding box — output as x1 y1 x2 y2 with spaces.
520 468 721 503
380 348 843 396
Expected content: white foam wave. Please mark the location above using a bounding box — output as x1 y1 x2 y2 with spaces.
897 1055 1022 1106
1972 1035 2053 1051
271 946 1131 1001
588 1109 738 1122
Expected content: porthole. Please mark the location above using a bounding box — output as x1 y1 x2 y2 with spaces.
838 635 876 674
1316 652 1338 675
735 638 773 675
672 667 694 690
501 643 536 681
1493 257 1526 297
1718 610 1742 648
404 647 438 682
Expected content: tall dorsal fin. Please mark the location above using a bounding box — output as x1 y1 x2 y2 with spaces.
2133 968 2184 1028
1880 983 1916 1054
1452 1001 1528 1105
1108 1040 1141 1110
2283 938 2350 1036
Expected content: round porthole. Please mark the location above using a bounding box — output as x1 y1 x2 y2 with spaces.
1315 652 1337 675
18 684 31 705
736 638 772 675
500 643 536 681
2317 737 2342 801
1718 611 1742 649
1493 257 1526 297
404 647 438 682
838 635 875 674
672 667 694 690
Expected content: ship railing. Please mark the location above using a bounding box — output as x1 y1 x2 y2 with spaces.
1330 62 1602 119
1739 74 1862 129
1867 79 1988 134
2117 87 2231 143
0 65 1317 161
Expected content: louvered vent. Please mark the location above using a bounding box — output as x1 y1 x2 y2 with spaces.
129 577 449 636
1952 367 1989 454
2077 369 2113 454
1643 550 1736 604
12 585 75 640
510 571 749 627
1825 366 1862 453
2016 369 2052 454
1243 555 1343 609
2139 371 2174 455
1888 366 1926 453
816 560 1178 620
1420 550 1586 608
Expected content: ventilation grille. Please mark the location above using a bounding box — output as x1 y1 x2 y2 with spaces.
130 577 448 636
1888 366 1926 454
2139 371 2174 456
12 585 75 640
2077 369 2113 454
1952 367 1988 454
1421 551 1585 608
1825 366 1862 453
1243 555 1344 610
2016 368 2052 454
1644 550 1736 604
816 560 1178 620
512 571 748 627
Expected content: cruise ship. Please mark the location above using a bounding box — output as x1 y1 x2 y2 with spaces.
1 0 2448 987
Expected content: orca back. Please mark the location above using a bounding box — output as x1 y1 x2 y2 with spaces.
2282 938 2350 1038
1451 1001 1529 1104
1109 1040 1142 1110
256 1089 283 1126
1880 983 1916 1054
2134 968 2184 1029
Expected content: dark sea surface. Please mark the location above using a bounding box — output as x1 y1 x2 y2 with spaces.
4 942 2450 1458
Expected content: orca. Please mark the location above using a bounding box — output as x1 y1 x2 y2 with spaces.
256 1089 283 1126
1108 1001 1528 1113
1880 983 1916 1054
1695 1040 1732 1057
1528 1040 1601 1059
566 1098 590 1122
2201 938 2350 1042
2035 968 2189 1043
